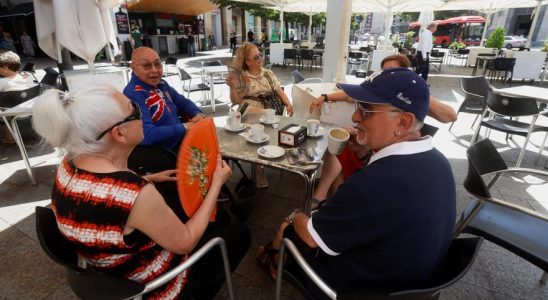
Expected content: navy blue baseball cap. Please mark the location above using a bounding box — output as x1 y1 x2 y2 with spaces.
337 68 430 120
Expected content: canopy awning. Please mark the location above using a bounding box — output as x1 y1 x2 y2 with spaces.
0 3 34 18
126 0 216 16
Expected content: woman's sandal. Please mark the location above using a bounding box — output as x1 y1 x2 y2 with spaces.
256 242 279 280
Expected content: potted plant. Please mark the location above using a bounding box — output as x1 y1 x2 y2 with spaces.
486 27 505 49
449 41 466 50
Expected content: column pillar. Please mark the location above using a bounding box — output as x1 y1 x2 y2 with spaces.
322 0 352 82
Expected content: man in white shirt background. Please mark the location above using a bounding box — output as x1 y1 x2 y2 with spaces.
415 23 437 81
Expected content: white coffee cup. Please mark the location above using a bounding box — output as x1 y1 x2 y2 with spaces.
264 108 276 123
250 124 265 141
327 128 350 155
227 110 241 130
307 119 320 135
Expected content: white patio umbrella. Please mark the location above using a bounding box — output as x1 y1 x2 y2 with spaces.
229 0 328 43
438 0 548 47
265 1 327 43
34 0 121 67
352 0 445 43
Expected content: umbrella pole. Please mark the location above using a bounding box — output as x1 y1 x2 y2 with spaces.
308 13 312 43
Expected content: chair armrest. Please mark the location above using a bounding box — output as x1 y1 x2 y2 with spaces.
300 78 323 84
140 237 235 299
487 197 548 222
485 168 548 189
275 238 336 300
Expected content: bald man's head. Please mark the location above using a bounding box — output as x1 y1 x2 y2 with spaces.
130 47 163 87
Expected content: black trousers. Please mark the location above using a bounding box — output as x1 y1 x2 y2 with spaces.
180 223 251 300
414 51 430 81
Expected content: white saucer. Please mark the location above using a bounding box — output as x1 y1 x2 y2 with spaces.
260 116 280 125
240 132 270 144
307 126 325 138
257 145 285 159
224 123 246 132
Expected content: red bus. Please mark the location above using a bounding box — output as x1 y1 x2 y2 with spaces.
409 16 485 47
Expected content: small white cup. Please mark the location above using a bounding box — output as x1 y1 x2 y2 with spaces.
307 119 320 135
227 110 241 130
250 124 265 141
327 128 350 155
264 108 276 123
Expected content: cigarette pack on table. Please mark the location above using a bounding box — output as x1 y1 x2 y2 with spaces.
278 124 307 147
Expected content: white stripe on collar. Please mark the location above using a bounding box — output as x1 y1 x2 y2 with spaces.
368 136 433 165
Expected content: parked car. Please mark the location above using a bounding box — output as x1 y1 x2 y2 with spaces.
504 36 527 49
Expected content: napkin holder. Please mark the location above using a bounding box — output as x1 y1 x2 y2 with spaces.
278 124 306 147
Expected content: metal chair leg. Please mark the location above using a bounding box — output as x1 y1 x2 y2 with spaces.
6 116 37 185
534 133 548 165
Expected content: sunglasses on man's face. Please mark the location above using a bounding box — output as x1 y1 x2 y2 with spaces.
95 102 142 140
355 102 402 119
135 61 163 70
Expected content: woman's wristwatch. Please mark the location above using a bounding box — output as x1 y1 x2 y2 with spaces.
321 93 328 103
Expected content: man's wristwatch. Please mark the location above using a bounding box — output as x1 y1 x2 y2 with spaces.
287 209 301 224
321 93 328 103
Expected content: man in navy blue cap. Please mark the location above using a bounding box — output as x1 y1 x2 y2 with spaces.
259 68 456 297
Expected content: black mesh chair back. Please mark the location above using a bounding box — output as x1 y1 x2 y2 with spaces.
291 70 306 84
201 60 222 67
0 84 41 108
283 48 298 69
40 67 60 88
300 49 314 60
457 48 470 55
486 58 516 84
165 57 178 65
179 68 193 81
486 91 539 117
348 51 363 59
22 62 35 72
36 206 145 300
467 139 509 179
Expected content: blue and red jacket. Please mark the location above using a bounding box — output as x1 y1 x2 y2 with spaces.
123 74 202 150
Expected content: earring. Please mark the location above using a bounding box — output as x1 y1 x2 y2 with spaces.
395 130 401 136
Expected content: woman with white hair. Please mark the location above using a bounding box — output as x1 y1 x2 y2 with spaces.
33 84 250 299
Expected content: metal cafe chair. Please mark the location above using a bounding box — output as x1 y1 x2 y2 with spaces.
0 84 42 185
163 56 179 77
454 138 548 284
471 91 548 167
449 76 493 132
177 67 210 100
35 206 236 300
275 237 483 300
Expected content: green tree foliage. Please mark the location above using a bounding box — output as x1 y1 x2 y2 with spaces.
211 0 325 26
485 27 505 49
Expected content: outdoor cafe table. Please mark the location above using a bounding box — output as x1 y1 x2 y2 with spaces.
201 65 229 113
216 112 336 214
495 85 548 103
0 96 39 185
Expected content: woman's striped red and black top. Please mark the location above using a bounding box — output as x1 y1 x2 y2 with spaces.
51 158 188 299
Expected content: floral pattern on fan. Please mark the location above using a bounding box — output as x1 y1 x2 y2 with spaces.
187 146 211 198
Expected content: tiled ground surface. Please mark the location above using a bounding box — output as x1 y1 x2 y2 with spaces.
1 48 547 299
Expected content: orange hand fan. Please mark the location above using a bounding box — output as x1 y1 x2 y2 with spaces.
177 118 219 221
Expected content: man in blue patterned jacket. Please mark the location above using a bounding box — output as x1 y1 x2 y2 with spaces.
124 47 204 150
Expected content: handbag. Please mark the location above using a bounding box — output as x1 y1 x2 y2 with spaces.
262 73 285 115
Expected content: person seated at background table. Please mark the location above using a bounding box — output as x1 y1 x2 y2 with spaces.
0 50 37 144
123 47 205 151
32 84 250 299
225 42 293 188
309 54 457 206
258 68 456 297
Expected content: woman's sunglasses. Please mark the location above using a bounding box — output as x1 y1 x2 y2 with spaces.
95 102 142 140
